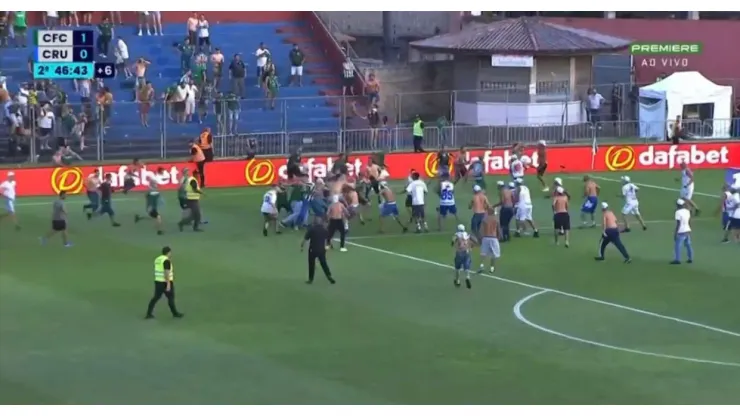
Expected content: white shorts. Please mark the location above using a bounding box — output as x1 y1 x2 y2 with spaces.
622 200 640 216
516 205 532 221
4 199 15 214
185 99 196 114
480 237 501 258
260 202 275 214
291 66 303 76
680 184 694 200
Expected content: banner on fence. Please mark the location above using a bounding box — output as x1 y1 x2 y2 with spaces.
2 142 739 197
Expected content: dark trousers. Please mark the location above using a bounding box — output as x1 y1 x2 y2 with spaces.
327 218 346 248
97 36 111 56
499 206 514 241
599 228 629 259
146 281 180 316
179 200 202 230
413 135 424 153
308 249 332 282
195 160 206 187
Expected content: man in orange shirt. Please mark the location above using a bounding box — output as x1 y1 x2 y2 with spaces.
189 140 206 187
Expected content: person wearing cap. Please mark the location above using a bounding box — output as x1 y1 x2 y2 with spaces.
671 199 693 264
495 181 515 241
469 184 488 239
406 170 429 233
0 171 19 230
514 178 540 238
452 224 473 289
551 177 570 199
552 186 571 247
468 157 486 191
620 176 647 232
595 202 631 263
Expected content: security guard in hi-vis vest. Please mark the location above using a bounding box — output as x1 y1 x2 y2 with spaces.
177 171 204 232
146 246 184 319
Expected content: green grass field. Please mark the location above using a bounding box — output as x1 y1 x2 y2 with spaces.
1 169 739 405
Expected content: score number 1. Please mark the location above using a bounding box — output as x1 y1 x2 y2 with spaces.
94 62 116 79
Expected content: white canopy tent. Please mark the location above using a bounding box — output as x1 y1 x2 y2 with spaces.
639 71 733 139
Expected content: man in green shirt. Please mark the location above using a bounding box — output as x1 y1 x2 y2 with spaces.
281 183 309 229
177 39 194 74
225 92 240 134
97 17 114 58
288 44 305 86
135 168 166 235
13 11 27 48
276 185 291 215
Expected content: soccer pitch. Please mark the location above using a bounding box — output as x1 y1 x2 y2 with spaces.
1 169 739 404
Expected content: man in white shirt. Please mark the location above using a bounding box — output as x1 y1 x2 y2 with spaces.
620 176 647 231
587 88 604 129
671 199 694 264
255 42 269 85
0 171 19 230
38 107 55 150
405 171 428 233
115 36 132 79
514 178 539 238
725 188 740 243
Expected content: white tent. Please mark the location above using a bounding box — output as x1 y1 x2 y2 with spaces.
639 71 733 139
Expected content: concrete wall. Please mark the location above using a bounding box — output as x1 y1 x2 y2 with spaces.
317 11 454 38
363 62 454 122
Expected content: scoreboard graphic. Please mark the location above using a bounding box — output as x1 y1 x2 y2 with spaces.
33 30 115 80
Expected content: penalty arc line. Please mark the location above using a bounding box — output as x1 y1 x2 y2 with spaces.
341 239 740 339
513 290 740 368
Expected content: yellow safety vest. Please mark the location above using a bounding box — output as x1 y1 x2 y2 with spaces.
185 176 201 200
413 120 423 137
154 255 173 282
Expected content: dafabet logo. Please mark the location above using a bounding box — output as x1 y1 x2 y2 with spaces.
50 167 85 194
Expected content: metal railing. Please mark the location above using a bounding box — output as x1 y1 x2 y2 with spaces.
0 115 740 164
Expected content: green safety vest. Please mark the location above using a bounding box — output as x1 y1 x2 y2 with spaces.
154 255 172 282
413 120 423 137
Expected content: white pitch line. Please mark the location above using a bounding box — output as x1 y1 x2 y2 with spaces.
342 239 740 338
346 217 713 240
11 190 251 208
513 290 740 368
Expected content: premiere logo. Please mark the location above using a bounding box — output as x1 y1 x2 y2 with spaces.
50 167 85 194
604 146 636 171
244 159 276 186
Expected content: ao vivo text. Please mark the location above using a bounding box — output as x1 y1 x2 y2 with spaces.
3 142 738 197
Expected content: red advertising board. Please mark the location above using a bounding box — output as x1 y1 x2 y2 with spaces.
1 142 738 197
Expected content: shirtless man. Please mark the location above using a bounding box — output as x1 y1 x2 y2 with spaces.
365 157 383 204
82 169 101 219
327 195 349 252
469 184 489 240
478 207 502 274
552 186 571 247
453 147 469 184
536 140 549 192
378 181 408 233
580 175 600 228
494 181 515 241
452 224 473 289
342 183 365 226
